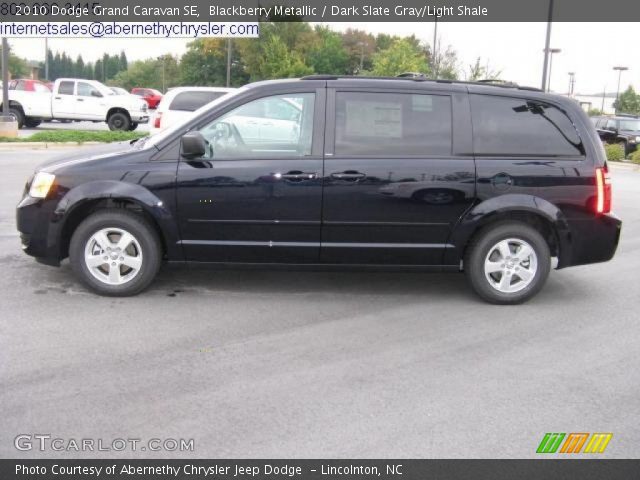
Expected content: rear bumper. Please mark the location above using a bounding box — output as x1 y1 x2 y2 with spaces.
558 213 622 268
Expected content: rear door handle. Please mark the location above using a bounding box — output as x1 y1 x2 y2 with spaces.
330 171 366 181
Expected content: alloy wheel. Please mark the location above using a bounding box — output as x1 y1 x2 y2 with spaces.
483 238 538 293
84 227 143 285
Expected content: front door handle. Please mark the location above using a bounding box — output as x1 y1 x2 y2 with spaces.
330 171 366 181
279 171 317 181
77 98 84 102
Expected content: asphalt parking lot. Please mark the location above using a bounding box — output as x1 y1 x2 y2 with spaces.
0 147 639 459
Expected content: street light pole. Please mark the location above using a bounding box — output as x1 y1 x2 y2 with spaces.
226 38 231 87
543 48 561 92
613 66 628 114
568 72 575 96
432 17 438 79
541 0 554 91
44 37 49 81
2 38 9 117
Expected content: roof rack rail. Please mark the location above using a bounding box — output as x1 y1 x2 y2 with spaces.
300 74 543 92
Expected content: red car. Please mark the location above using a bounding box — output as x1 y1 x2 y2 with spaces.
8 79 51 92
131 87 163 109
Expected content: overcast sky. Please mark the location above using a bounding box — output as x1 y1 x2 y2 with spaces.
7 22 638 95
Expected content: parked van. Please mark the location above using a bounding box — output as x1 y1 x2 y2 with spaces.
16 76 621 303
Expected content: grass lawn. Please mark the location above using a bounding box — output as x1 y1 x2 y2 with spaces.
0 130 148 144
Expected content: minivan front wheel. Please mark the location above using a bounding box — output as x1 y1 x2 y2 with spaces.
69 210 161 296
465 222 550 304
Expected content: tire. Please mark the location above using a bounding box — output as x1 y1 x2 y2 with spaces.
128 122 139 131
9 107 25 129
464 221 551 305
24 118 41 128
69 209 162 296
107 112 131 131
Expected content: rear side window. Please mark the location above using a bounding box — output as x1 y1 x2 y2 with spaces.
58 81 75 95
334 92 452 156
470 94 583 157
169 91 227 112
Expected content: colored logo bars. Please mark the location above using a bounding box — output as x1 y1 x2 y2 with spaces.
536 433 612 454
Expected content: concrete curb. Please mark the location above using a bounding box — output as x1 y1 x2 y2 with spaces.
609 161 640 171
0 142 104 150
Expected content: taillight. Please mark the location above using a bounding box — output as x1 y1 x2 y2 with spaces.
595 166 612 214
153 112 162 129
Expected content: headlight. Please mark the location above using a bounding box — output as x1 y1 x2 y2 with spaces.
635 136 640 143
29 171 55 198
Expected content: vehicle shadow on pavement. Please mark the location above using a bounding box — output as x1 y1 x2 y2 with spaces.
22 258 584 303
150 264 477 300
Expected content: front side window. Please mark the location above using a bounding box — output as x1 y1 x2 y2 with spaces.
196 93 315 159
334 92 452 156
77 82 101 97
470 94 584 157
58 81 74 95
618 119 640 131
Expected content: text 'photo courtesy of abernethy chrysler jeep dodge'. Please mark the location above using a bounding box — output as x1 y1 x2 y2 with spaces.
16 76 621 304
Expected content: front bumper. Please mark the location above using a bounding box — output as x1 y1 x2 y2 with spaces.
130 112 149 124
17 194 62 266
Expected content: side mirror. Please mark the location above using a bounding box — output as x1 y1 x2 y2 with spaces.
91 90 103 98
181 131 207 159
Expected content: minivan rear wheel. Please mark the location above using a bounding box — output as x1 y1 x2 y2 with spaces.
69 210 161 296
464 222 550 304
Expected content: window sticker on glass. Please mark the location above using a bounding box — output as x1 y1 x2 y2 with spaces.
412 95 433 112
345 101 402 138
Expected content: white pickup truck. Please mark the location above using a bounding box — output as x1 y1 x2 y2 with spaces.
1 78 149 130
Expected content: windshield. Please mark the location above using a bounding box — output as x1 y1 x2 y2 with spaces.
618 119 640 131
139 88 245 149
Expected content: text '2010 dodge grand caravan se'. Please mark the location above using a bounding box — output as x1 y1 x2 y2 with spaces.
17 76 622 304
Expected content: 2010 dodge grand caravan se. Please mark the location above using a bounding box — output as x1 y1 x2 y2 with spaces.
16 76 622 304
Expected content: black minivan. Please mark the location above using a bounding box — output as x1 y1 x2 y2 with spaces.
16 76 621 304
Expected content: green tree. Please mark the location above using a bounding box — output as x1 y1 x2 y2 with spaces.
341 28 376 74
306 26 348 75
613 86 640 114
180 39 248 86
110 55 181 91
110 59 159 90
94 59 103 81
371 38 429 77
236 22 315 81
119 51 128 72
465 57 501 81
252 35 312 79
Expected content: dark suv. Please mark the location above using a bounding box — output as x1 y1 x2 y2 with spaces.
593 114 640 155
16 76 621 304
